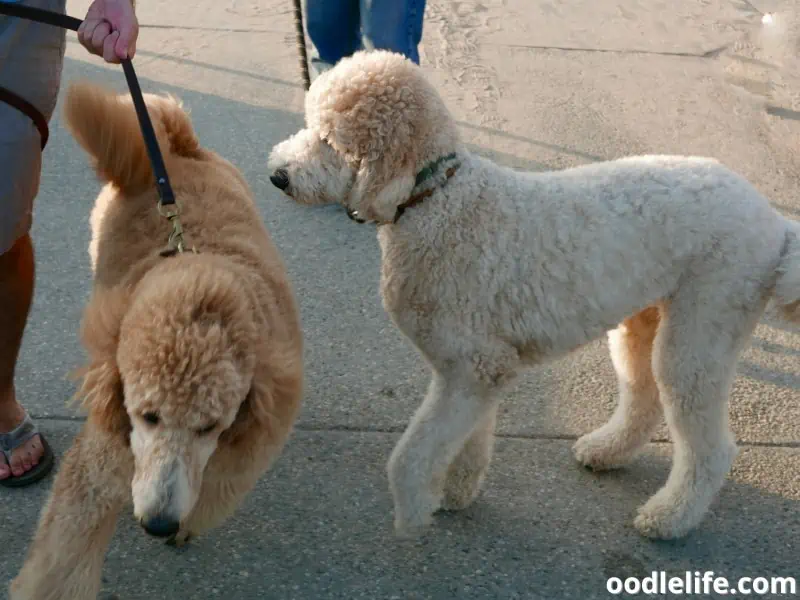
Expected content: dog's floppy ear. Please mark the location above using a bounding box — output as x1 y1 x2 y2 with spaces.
349 155 417 223
71 288 132 442
74 359 129 441
220 335 303 450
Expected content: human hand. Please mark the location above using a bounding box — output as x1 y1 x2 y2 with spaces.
77 0 139 63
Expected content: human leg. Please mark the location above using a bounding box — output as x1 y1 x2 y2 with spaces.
304 0 361 77
0 0 67 486
360 0 426 64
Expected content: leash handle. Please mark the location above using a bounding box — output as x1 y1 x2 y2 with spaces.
0 1 176 208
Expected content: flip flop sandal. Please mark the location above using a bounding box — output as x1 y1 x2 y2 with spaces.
0 412 55 488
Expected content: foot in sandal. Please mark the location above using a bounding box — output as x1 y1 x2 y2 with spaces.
0 403 54 488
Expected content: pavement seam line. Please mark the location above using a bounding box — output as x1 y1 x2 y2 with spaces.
28 415 800 449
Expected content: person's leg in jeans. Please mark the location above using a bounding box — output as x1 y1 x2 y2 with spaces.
0 0 66 486
304 0 361 78
360 0 426 64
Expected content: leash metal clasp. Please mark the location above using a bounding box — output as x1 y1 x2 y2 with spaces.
158 201 196 256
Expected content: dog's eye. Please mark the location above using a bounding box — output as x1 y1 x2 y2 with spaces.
195 422 217 436
142 412 160 426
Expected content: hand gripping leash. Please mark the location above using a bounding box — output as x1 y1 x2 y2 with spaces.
0 2 191 255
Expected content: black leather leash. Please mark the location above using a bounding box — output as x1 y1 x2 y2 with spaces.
0 1 177 213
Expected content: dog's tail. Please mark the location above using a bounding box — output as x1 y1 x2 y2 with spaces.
773 219 800 322
63 81 200 193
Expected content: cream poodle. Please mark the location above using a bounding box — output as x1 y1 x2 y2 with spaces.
10 82 304 600
268 50 800 541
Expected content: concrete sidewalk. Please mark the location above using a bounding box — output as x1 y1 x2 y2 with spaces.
3 0 800 598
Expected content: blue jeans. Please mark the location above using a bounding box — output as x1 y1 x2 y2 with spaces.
305 0 425 68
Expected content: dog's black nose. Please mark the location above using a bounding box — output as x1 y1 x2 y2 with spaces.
141 514 180 538
270 168 290 190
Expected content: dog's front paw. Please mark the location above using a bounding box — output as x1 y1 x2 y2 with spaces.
441 468 485 511
441 486 479 512
392 490 441 538
166 530 193 548
393 510 434 539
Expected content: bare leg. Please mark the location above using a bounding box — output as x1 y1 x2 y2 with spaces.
387 370 498 536
573 306 663 470
0 0 66 481
0 234 45 480
9 419 133 600
441 404 498 511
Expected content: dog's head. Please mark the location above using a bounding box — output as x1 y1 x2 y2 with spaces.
268 50 460 223
74 259 258 539
116 262 256 537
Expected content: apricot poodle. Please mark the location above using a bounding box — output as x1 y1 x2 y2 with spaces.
11 82 304 600
269 49 800 541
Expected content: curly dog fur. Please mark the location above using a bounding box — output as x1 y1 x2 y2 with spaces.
269 50 800 540
10 82 303 600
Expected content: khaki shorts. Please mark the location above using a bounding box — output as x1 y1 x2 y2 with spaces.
0 0 66 254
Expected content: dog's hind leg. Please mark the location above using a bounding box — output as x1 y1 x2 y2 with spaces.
633 295 764 539
9 420 132 600
441 403 498 511
573 306 663 470
387 367 502 537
